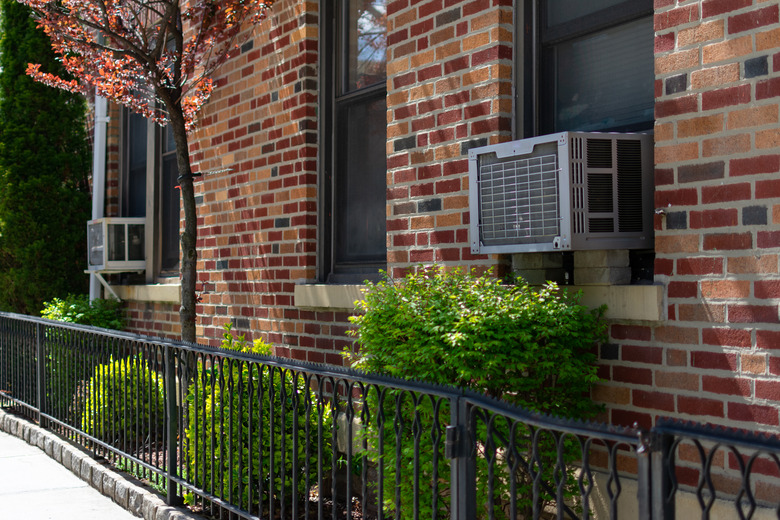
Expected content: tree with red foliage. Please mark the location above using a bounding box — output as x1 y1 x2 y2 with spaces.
18 0 276 342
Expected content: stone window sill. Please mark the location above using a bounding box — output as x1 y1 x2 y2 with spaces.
294 283 664 322
114 283 180 304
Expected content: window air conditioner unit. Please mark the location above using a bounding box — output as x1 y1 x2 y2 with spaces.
87 217 146 271
468 131 653 254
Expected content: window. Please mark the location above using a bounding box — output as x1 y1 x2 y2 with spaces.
520 0 654 136
320 0 388 283
121 107 180 281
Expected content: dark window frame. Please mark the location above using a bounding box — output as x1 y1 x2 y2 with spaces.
319 0 388 284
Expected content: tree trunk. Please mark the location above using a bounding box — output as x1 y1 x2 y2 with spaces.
167 102 197 344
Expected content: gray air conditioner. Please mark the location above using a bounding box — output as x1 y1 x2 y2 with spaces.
468 131 653 254
87 217 146 272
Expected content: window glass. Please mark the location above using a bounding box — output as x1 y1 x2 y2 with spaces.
345 0 387 92
160 144 180 274
549 16 654 132
126 110 147 218
334 96 388 265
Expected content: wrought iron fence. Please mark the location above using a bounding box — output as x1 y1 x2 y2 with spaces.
1 311 779 519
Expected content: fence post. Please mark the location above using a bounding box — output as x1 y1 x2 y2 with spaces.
652 430 675 520
449 395 475 520
637 430 654 520
164 345 182 506
35 322 47 429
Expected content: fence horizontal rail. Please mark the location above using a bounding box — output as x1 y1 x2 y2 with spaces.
1 312 779 519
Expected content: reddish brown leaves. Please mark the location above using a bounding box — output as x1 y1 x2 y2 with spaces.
19 0 276 130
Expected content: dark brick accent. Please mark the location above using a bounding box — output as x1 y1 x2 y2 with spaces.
217 260 229 270
418 198 442 213
666 211 688 229
665 74 688 95
394 136 417 152
743 205 768 225
275 218 290 228
232 317 251 330
195 195 204 205
601 343 619 360
745 56 769 78
678 161 725 183
241 40 254 53
393 202 417 215
460 138 488 155
436 8 461 27
271 166 278 177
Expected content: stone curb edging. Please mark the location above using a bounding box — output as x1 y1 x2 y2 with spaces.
0 408 203 520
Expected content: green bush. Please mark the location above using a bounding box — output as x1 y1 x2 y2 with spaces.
184 325 333 512
40 295 123 422
348 266 606 518
81 355 166 447
41 294 124 330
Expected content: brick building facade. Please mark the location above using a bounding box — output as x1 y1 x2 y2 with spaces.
90 0 780 433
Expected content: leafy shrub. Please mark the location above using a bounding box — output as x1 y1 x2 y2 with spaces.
81 355 166 447
348 266 606 518
184 325 333 513
41 294 124 330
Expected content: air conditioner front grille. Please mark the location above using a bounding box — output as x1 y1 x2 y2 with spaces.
478 152 559 244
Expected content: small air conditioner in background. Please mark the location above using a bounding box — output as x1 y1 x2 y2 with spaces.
468 131 653 254
87 217 146 271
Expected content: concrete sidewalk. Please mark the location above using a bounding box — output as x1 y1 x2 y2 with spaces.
0 429 138 519
0 409 200 520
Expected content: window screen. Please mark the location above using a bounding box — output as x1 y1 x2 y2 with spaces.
538 0 654 134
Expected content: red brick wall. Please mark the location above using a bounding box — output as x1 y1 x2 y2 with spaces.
596 0 780 431
185 0 350 362
125 301 180 340
385 0 512 278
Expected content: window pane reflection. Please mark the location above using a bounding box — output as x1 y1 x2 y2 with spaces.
346 0 387 92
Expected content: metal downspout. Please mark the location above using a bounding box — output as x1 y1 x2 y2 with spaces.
89 94 108 301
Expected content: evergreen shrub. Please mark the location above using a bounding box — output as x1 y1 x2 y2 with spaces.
0 0 91 314
348 266 606 518
81 355 166 446
184 325 333 512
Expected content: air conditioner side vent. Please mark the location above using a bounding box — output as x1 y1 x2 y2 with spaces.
617 139 644 233
587 138 613 168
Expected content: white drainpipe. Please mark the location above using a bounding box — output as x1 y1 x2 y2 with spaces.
89 94 108 301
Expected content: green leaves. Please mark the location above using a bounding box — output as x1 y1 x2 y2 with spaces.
349 266 605 417
81 356 166 446
41 294 124 330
